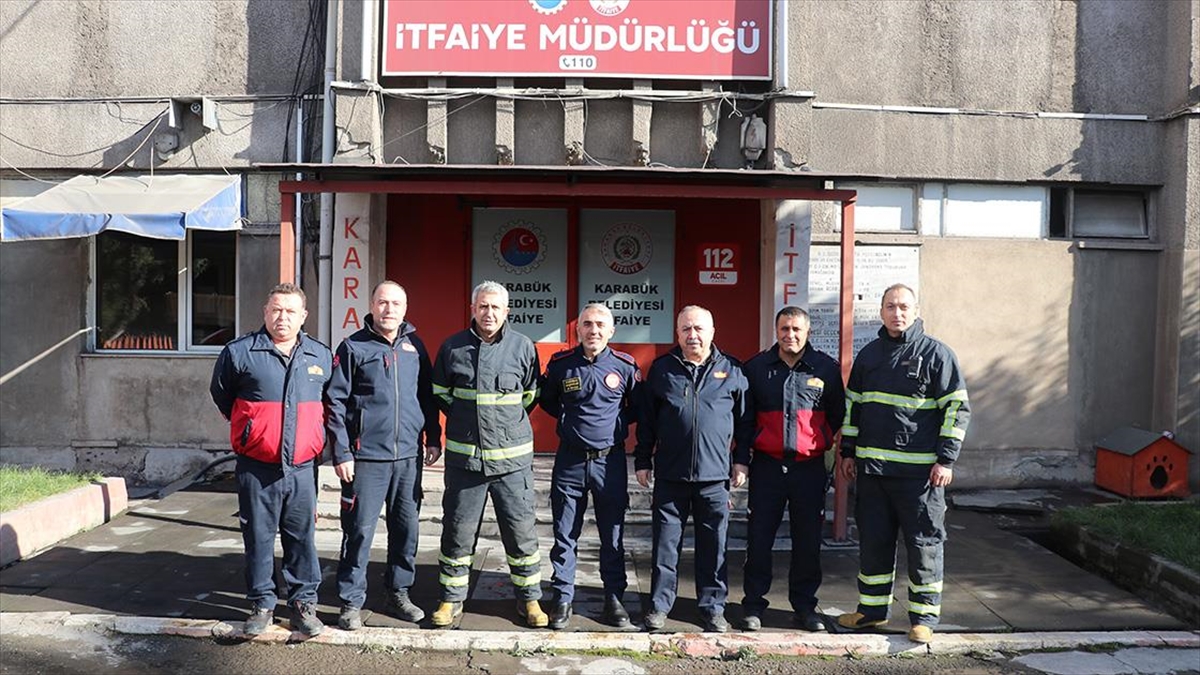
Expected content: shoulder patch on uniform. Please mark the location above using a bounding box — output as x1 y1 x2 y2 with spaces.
331 354 340 368
604 372 622 389
611 349 637 366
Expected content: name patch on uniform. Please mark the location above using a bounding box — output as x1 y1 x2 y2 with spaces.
308 365 325 376
401 342 417 352
561 377 582 393
807 377 824 388
713 371 728 379
604 372 621 389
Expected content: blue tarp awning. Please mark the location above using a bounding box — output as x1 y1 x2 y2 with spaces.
0 174 242 241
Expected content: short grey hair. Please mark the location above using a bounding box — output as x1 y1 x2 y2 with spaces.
677 305 713 324
578 302 614 323
472 280 509 307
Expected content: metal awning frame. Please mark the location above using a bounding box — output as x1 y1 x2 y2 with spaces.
272 164 857 541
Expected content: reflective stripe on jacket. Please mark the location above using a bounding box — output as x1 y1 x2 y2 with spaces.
432 323 540 476
210 328 332 469
840 318 970 478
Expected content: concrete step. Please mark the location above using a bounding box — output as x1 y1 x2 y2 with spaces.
313 456 856 548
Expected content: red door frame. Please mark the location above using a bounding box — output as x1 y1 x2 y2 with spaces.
278 177 857 540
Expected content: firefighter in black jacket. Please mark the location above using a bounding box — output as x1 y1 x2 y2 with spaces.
734 306 844 632
325 282 442 630
429 281 548 629
836 284 970 645
635 305 751 634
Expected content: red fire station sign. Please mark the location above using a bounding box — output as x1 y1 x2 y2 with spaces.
697 243 739 285
381 0 772 80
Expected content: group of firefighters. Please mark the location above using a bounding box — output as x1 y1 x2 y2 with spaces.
209 278 969 644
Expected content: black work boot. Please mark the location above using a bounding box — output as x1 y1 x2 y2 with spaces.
338 605 363 631
243 607 274 636
289 601 324 637
385 590 425 623
549 601 573 630
602 597 631 628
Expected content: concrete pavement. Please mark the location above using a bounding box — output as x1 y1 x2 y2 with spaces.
0 456 1195 658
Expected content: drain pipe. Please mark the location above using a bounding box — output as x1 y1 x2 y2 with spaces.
317 0 338 345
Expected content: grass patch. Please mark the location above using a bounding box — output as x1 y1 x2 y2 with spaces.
0 466 102 512
1054 501 1200 573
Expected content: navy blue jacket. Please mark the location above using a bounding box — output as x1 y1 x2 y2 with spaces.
738 343 845 465
210 328 332 469
539 346 641 452
326 315 442 465
840 318 970 478
634 345 751 482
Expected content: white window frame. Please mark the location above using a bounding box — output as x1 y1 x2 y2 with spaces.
834 182 920 233
87 232 240 354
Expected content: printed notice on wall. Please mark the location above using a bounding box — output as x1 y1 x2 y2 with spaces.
332 193 371 345
807 245 919 358
472 208 568 342
579 209 675 343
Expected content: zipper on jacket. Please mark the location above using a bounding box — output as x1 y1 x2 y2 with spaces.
393 345 401 460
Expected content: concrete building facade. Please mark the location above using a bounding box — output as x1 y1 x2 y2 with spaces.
1 0 1196 490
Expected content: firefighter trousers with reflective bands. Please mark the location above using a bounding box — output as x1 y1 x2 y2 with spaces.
235 456 321 609
336 457 422 609
854 474 946 628
549 450 628 604
438 465 543 602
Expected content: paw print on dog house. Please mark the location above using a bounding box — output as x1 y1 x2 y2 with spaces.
1094 426 1192 499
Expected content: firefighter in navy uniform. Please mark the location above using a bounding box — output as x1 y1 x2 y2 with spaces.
539 303 641 630
635 305 752 634
734 306 844 632
209 283 331 638
325 282 442 631
836 284 970 645
429 281 548 629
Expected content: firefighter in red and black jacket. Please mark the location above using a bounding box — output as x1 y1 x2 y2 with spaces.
733 306 844 633
210 283 332 638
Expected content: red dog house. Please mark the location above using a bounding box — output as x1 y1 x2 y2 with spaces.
1094 426 1192 499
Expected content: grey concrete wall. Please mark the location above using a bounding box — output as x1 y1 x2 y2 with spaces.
0 239 87 444
790 0 1169 114
78 356 225 444
0 0 313 169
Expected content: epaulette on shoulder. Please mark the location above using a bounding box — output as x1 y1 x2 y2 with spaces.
549 348 574 363
611 349 638 366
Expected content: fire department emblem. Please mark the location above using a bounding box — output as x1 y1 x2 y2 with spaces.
590 0 629 16
494 221 546 275
601 223 652 275
604 372 621 389
530 0 568 15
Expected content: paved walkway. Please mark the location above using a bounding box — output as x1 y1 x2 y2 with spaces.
0 460 1195 657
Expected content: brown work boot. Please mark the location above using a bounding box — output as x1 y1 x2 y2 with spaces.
908 625 934 643
516 600 549 628
430 601 463 628
836 612 887 630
